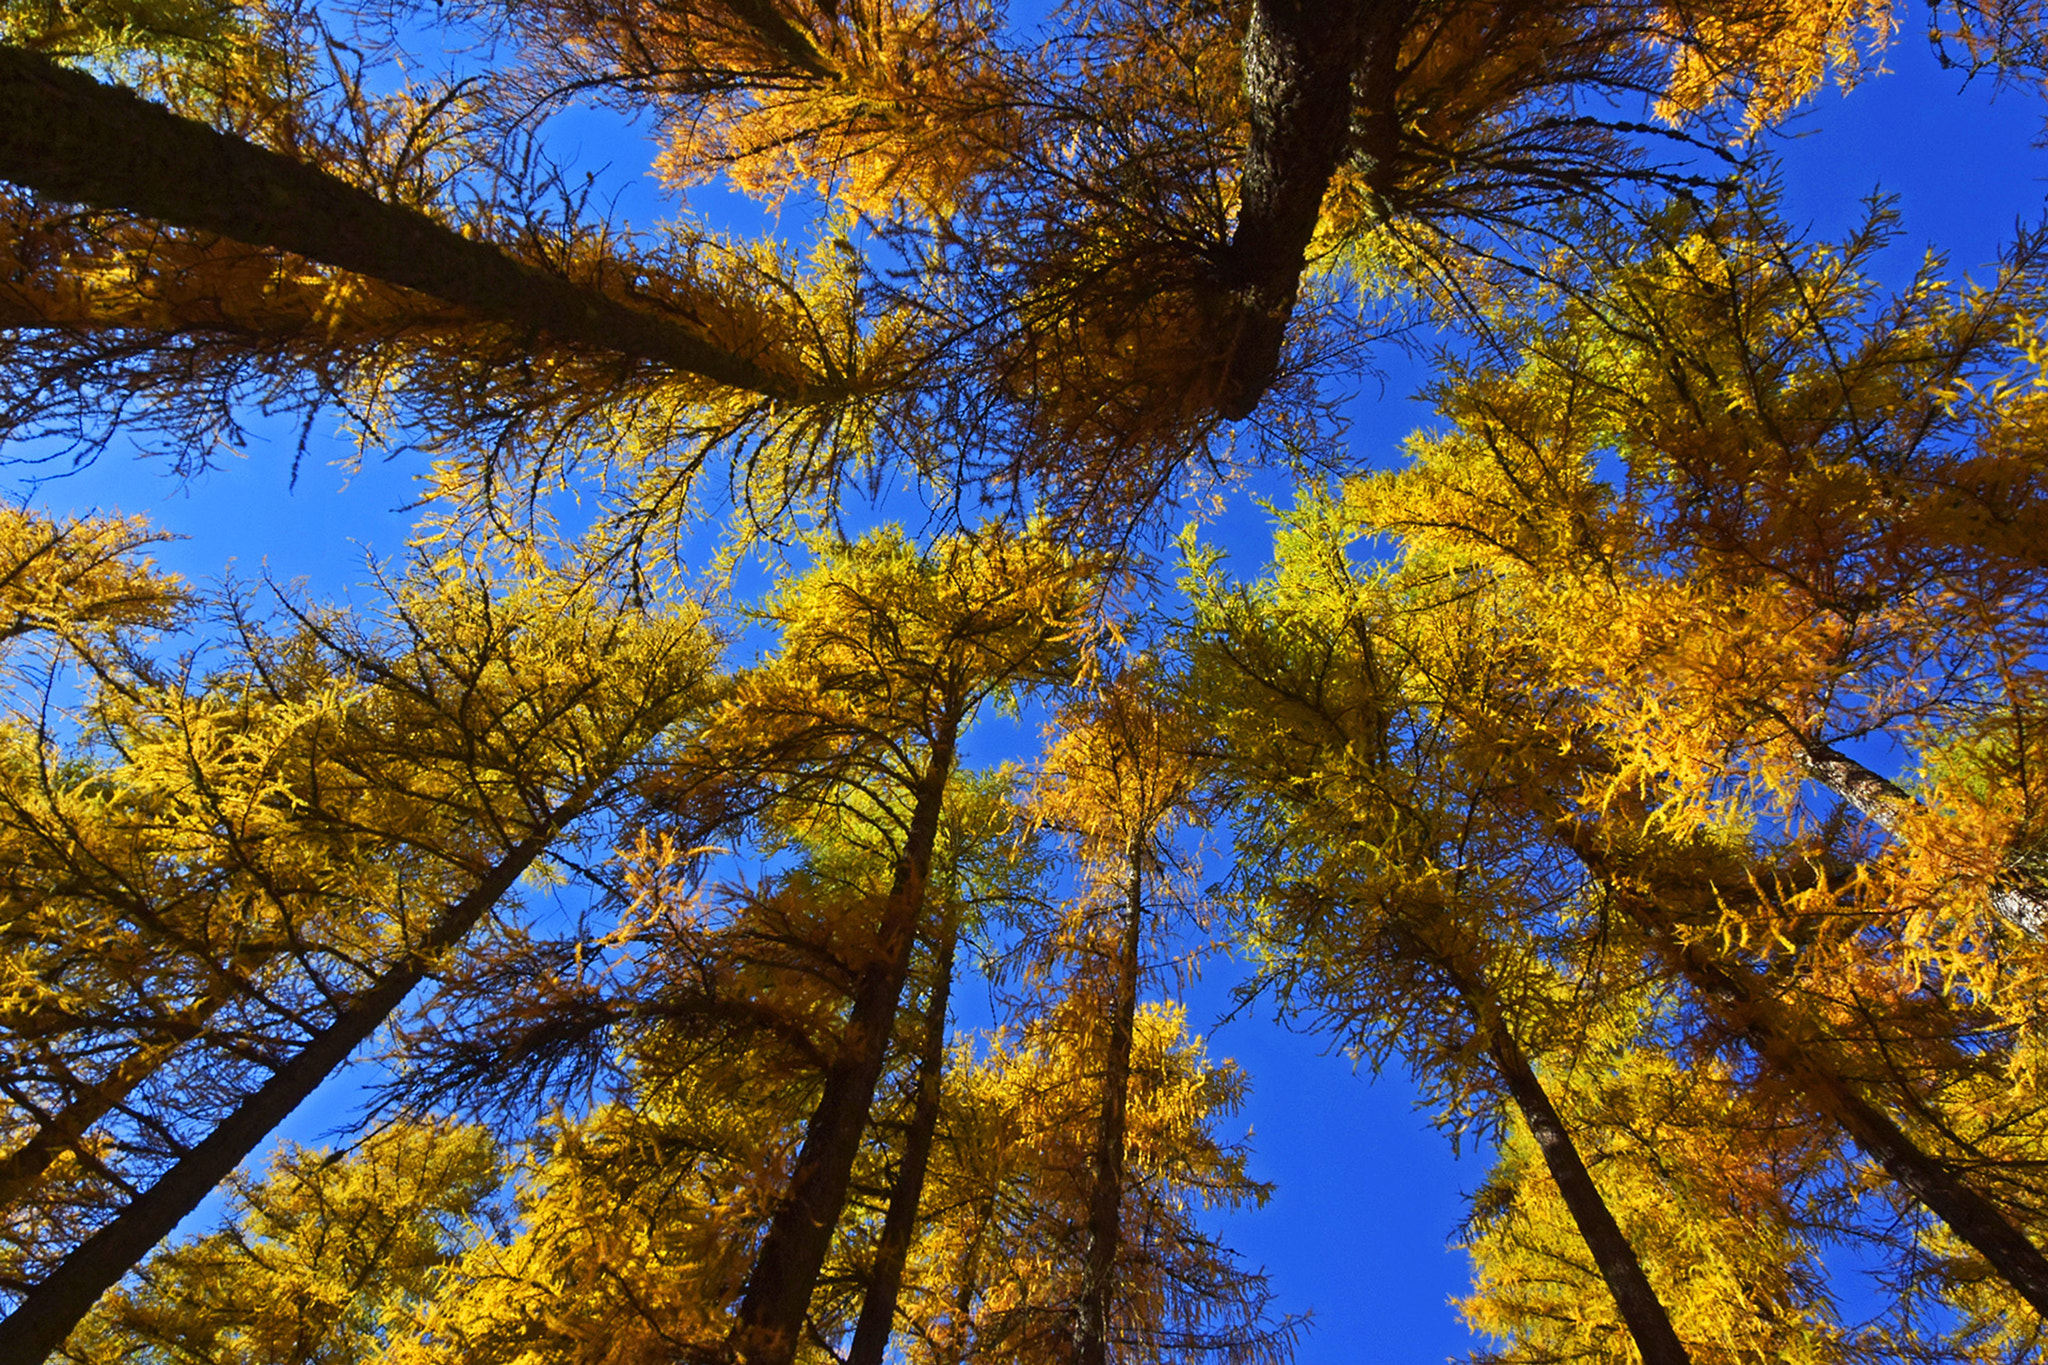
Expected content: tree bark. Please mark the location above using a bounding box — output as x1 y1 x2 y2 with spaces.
0 823 560 1365
1074 849 1146 1365
1648 921 2048 1318
0 45 802 399
1793 733 2048 929
844 901 961 1365
1439 960 1692 1365
1211 0 1365 419
728 724 959 1365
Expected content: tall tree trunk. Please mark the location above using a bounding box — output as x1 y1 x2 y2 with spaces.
1074 847 1146 1365
844 901 962 1365
0 824 561 1365
1646 919 2048 1318
0 46 801 398
1210 0 1365 418
1439 959 1693 1365
729 725 959 1365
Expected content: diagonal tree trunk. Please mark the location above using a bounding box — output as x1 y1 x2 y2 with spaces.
1555 806 2048 1319
1645 915 2048 1318
1210 0 1366 418
0 820 565 1365
1793 733 2048 929
0 45 803 399
844 899 962 1365
1435 952 1693 1365
728 723 959 1365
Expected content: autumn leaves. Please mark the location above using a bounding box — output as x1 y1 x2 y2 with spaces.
1183 205 2048 1358
5 0 2048 1355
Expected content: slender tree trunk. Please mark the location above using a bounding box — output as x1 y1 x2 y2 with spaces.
1074 848 1146 1365
729 725 960 1365
1646 921 2048 1318
1438 960 1692 1365
0 46 801 398
0 824 560 1365
948 1183 999 1364
844 901 962 1365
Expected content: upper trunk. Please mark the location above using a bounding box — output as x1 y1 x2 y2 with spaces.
727 723 960 1365
1647 915 2048 1319
844 902 962 1365
1074 850 1147 1365
0 822 562 1365
1209 0 1366 418
0 46 804 399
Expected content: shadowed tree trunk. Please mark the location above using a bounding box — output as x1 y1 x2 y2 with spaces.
728 725 959 1365
844 900 962 1365
1650 916 2048 1318
1209 0 1366 418
0 45 802 398
1554 808 2048 1321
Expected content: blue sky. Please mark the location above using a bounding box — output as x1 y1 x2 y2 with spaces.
16 24 2048 1363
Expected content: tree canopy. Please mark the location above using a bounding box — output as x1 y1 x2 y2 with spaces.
4 0 2048 1360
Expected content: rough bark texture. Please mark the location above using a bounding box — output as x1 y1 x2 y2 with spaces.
728 726 960 1365
1074 852 1146 1365
1442 963 1693 1365
1796 734 2048 929
1793 736 1912 835
1211 0 1365 419
844 904 962 1365
0 825 560 1365
0 45 800 398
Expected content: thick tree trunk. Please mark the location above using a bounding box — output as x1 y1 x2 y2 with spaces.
1074 850 1146 1365
1439 960 1692 1365
0 824 560 1365
728 725 960 1365
0 46 800 398
1211 0 1365 418
844 902 962 1365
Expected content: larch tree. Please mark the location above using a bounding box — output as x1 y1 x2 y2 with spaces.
1185 497 1697 1365
655 523 1103 1365
0 0 1972 541
1024 664 1213 1365
1272 195 2048 1353
0 512 721 1364
4 0 2048 1351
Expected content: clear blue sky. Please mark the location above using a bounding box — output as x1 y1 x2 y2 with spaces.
16 27 2048 1364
